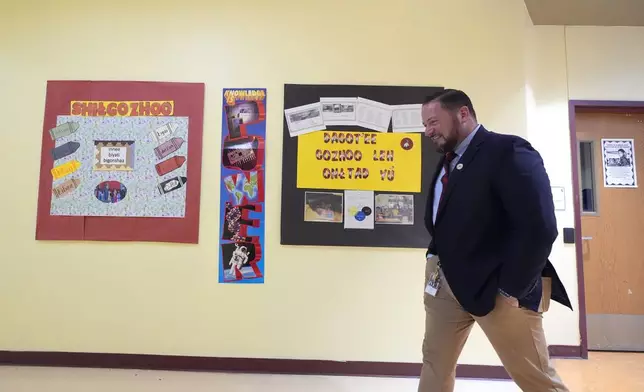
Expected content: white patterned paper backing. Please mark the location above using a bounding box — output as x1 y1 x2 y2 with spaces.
49 116 189 218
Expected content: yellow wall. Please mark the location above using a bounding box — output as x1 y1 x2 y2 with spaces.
524 23 579 344
565 26 644 101
3 0 640 367
522 23 644 347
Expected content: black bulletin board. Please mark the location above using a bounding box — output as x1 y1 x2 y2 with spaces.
280 83 444 248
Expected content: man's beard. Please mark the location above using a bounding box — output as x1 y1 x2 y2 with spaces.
435 116 461 154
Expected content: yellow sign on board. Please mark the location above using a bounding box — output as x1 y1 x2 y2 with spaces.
297 130 421 192
51 159 81 180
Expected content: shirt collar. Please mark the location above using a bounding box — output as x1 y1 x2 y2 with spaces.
453 124 481 157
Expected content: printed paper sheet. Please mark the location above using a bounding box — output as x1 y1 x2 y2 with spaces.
601 138 637 188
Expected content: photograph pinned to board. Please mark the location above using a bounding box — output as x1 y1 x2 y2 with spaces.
320 97 358 126
284 102 326 137
344 190 374 229
601 138 637 188
375 194 414 225
304 191 343 223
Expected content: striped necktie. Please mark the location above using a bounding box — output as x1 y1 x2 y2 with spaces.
439 152 457 204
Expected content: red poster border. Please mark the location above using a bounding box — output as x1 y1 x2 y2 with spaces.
35 81 205 244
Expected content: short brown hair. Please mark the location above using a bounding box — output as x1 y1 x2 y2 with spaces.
423 89 476 119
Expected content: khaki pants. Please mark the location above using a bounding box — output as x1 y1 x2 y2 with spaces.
419 256 569 392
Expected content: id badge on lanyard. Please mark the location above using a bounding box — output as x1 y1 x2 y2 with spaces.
425 261 441 296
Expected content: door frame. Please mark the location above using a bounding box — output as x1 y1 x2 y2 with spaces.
569 100 644 359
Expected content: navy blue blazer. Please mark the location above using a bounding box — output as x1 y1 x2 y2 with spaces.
424 126 572 317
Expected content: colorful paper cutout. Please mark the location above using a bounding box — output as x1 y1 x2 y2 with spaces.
221 240 263 281
158 176 187 195
222 136 263 171
51 159 81 180
151 122 178 144
155 155 186 176
49 121 79 140
222 170 265 205
222 202 262 242
243 171 258 199
51 141 80 161
52 178 80 198
154 137 185 159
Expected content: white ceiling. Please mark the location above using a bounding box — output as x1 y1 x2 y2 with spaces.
525 0 644 26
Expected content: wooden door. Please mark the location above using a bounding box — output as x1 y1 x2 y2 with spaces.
576 111 644 351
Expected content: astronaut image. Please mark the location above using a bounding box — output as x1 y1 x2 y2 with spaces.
228 243 250 275
220 240 262 281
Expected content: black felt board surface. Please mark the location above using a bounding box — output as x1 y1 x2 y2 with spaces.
280 83 444 248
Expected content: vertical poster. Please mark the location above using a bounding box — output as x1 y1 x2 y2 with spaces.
218 89 266 283
36 81 205 243
601 138 637 188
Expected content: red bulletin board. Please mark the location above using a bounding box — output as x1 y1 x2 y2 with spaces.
35 81 205 243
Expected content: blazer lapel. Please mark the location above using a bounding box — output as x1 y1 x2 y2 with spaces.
434 127 488 225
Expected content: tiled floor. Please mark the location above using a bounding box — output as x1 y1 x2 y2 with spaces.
1 352 642 392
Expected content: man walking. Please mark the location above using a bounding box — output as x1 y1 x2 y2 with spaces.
419 89 572 391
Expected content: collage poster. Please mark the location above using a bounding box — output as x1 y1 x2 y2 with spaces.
49 112 190 218
36 81 205 243
218 88 267 283
601 138 637 188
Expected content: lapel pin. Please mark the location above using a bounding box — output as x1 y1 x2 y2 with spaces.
456 163 463 170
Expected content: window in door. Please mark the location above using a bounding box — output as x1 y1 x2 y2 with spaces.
579 141 598 213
